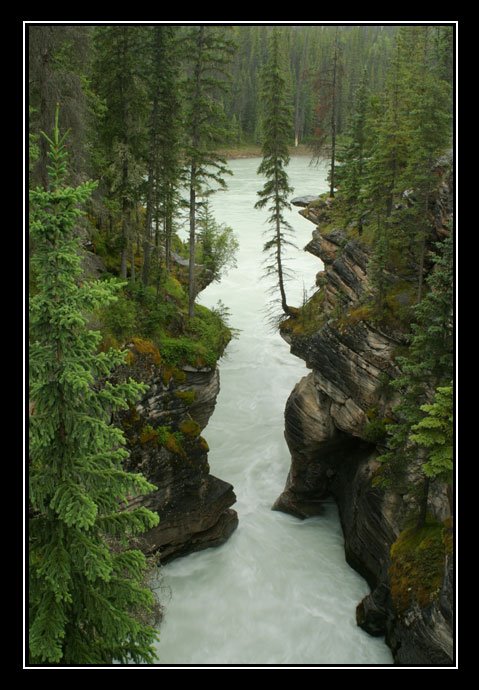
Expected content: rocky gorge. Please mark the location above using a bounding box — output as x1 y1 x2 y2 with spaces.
116 340 238 563
274 155 454 665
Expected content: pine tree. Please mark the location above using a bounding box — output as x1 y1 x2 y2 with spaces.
310 27 343 197
183 25 234 318
197 199 239 283
335 68 369 232
142 26 183 286
255 28 295 318
92 26 148 280
410 384 453 486
29 113 160 664
379 232 453 527
398 27 452 302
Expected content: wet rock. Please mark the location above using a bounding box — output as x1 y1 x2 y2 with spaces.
116 342 237 563
275 161 454 665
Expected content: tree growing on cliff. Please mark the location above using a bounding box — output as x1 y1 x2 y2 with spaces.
183 25 234 318
379 232 453 528
335 68 369 233
92 26 148 280
142 25 183 286
197 199 239 282
29 114 160 664
255 28 296 318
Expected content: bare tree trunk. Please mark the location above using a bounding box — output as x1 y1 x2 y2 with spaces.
142 34 161 287
294 64 301 147
165 198 172 272
120 198 128 280
416 475 430 530
188 166 196 319
276 216 289 315
187 26 204 320
329 30 340 198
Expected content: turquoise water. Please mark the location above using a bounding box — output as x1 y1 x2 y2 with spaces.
154 157 393 666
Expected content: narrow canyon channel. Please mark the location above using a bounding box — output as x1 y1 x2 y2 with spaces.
154 157 393 665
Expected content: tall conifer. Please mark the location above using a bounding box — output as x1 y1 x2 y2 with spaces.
255 28 295 318
29 113 160 664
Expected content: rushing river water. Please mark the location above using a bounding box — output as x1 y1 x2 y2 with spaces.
154 157 393 666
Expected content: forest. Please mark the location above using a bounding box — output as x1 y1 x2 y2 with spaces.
28 23 454 667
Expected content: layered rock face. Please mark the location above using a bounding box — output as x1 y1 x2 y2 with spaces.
118 342 238 563
274 168 453 665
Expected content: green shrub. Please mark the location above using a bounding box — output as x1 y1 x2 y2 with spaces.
101 292 137 340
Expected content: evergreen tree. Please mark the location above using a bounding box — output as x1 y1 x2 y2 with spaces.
197 199 239 283
29 114 160 664
410 384 453 486
399 27 452 301
183 25 234 318
29 25 92 187
310 27 343 197
92 26 148 280
379 232 453 527
335 69 369 232
255 28 295 318
142 26 183 285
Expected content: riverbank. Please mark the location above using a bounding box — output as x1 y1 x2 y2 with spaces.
216 143 312 159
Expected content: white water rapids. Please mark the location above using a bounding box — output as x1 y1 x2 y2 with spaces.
154 157 393 666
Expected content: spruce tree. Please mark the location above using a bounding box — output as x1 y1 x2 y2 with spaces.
255 28 295 318
310 27 342 197
183 25 234 318
142 26 182 285
335 69 369 232
379 233 453 527
29 113 160 664
92 26 148 280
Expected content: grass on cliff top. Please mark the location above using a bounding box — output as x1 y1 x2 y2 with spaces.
98 276 232 369
279 290 327 337
389 516 452 614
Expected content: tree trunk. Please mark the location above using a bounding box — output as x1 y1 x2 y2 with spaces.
38 40 53 190
417 191 430 303
165 199 172 272
130 243 135 284
188 166 196 319
274 187 289 316
328 29 341 198
416 475 430 530
142 164 155 287
142 32 161 287
120 199 128 280
276 220 289 315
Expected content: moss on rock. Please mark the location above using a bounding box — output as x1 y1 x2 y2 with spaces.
389 517 452 614
179 419 201 438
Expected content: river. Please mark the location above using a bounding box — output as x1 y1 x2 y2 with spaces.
154 156 393 666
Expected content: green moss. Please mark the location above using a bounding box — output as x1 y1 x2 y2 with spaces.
389 517 452 613
198 436 209 452
179 419 201 438
279 290 326 337
130 337 162 366
94 254 233 370
163 275 186 302
345 303 374 325
139 424 158 445
174 390 196 405
165 433 186 457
